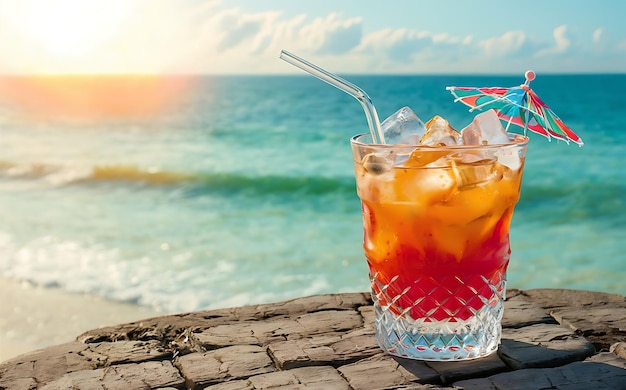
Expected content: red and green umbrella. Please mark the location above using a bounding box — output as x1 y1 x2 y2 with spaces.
446 71 583 146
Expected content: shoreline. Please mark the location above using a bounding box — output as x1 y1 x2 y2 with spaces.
1 274 623 364
0 277 160 362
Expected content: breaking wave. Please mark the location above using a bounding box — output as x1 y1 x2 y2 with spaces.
0 160 356 196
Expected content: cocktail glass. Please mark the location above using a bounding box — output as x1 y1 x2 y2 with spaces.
351 133 528 360
278 50 535 361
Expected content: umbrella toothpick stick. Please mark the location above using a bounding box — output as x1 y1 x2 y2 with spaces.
523 70 536 86
446 70 583 145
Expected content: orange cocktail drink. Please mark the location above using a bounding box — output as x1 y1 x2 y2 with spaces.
277 51 577 362
351 133 528 361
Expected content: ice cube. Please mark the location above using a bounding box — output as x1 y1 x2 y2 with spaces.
460 109 510 145
404 149 452 168
418 169 456 198
420 116 460 146
452 152 495 165
494 148 522 172
362 152 394 175
398 167 457 204
381 107 426 145
450 158 502 190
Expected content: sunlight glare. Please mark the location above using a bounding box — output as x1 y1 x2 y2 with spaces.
9 0 131 61
0 75 196 119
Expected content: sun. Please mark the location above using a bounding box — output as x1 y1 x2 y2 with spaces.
6 0 132 69
0 0 195 117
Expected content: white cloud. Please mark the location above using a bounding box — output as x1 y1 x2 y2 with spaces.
358 28 429 60
0 1 624 74
432 33 465 45
480 31 528 57
355 27 473 65
261 13 308 54
535 25 572 57
215 11 267 50
299 13 363 55
593 28 603 44
195 10 364 72
553 25 571 52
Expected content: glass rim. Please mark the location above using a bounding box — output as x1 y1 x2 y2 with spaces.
350 132 530 151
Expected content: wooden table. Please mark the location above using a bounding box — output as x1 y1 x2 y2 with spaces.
1 289 625 389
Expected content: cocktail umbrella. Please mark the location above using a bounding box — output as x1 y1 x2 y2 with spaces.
446 71 583 146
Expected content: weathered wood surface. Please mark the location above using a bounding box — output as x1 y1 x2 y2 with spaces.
1 289 625 389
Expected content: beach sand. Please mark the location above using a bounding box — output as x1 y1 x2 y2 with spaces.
0 278 160 362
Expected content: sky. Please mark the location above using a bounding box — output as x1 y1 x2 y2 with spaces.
0 0 625 75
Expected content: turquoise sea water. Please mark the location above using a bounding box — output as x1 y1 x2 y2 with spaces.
0 74 624 313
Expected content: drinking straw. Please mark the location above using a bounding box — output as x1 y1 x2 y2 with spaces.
280 50 385 144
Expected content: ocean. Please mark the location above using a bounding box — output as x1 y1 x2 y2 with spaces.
0 74 624 315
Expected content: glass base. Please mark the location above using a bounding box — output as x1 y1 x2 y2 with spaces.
374 302 502 360
371 273 506 361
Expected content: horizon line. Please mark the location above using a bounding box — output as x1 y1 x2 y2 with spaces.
0 71 625 77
